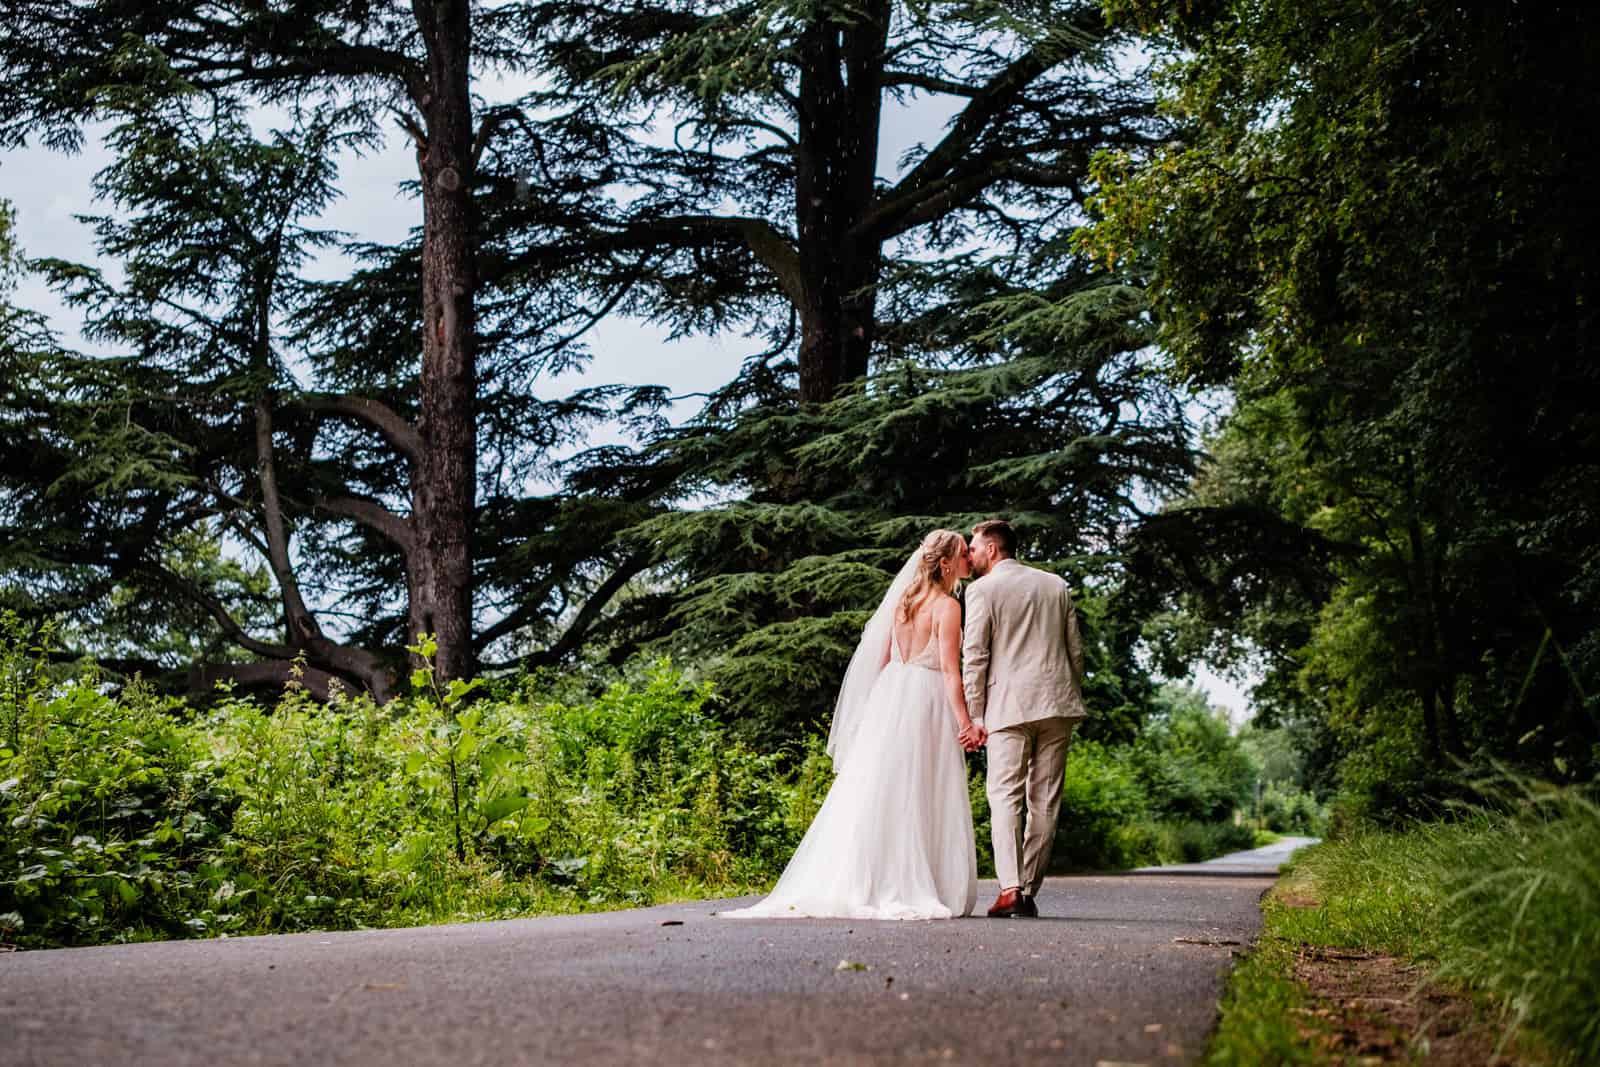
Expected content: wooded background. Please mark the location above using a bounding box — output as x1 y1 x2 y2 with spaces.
2 0 1595 820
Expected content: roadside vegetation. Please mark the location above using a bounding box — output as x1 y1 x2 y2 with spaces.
2 621 1281 949
1207 781 1600 1065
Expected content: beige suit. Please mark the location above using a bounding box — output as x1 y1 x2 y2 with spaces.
962 558 1087 895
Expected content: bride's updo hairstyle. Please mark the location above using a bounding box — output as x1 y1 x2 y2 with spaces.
897 529 966 623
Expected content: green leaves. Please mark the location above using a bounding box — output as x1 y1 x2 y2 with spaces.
1086 0 1600 802
479 793 533 827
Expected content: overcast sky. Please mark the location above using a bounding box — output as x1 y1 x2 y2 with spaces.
0 95 1255 724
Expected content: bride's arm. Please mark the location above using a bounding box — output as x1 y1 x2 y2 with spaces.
935 598 974 733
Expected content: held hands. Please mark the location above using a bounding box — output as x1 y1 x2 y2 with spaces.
958 720 987 752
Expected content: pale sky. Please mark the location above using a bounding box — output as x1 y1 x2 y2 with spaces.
0 86 1255 725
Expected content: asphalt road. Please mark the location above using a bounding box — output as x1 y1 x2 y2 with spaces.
2 847 1299 1066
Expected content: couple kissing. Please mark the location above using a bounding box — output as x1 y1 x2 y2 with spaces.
721 519 1088 921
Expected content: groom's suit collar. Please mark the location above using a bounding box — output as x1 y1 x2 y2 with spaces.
990 558 1021 573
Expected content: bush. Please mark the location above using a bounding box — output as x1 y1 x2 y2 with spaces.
0 640 808 948
1131 700 1256 823
1174 820 1256 862
1259 781 1327 835
1052 740 1151 869
1048 740 1254 870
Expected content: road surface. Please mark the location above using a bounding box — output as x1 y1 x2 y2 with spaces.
2 841 1311 1065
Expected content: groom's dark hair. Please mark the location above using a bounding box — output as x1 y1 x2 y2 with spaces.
972 519 1016 558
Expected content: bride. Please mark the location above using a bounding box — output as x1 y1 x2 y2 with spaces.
720 530 980 920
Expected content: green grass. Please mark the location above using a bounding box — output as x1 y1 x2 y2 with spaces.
1204 904 1320 1066
1205 778 1600 1064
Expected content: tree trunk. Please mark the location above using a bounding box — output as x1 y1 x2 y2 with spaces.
793 5 890 404
251 398 398 701
408 0 478 682
1401 452 1459 758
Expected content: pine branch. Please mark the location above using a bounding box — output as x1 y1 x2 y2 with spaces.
152 564 296 662
296 393 422 466
314 494 416 553
499 550 650 663
868 10 1106 237
254 399 317 638
187 659 341 702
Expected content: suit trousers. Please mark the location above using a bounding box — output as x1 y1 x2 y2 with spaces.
986 716 1077 896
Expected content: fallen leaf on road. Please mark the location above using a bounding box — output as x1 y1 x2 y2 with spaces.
835 959 869 972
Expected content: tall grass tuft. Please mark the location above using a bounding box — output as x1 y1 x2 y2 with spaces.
1434 779 1600 1061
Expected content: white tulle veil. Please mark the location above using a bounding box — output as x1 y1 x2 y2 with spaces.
825 549 924 770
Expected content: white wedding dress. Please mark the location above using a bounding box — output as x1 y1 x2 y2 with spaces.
720 614 978 920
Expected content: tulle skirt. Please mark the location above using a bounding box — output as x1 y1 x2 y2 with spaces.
720 662 977 920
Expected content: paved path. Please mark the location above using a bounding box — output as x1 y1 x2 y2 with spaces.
0 858 1300 1067
1131 836 1319 877
0 838 1318 1062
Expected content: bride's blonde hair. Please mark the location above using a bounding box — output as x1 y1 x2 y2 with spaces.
897 529 966 623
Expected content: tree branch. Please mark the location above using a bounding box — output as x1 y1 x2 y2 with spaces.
314 494 416 553
881 70 982 97
296 393 422 466
153 565 296 662
510 215 804 308
187 659 340 702
254 398 317 638
866 14 1105 239
477 551 650 659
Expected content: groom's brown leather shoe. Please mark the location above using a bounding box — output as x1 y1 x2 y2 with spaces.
987 888 1026 917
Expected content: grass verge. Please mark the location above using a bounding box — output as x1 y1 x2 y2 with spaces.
1206 779 1600 1064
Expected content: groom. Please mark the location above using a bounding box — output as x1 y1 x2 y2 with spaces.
961 519 1088 919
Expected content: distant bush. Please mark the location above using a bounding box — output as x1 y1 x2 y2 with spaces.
1131 700 1256 823
1050 737 1256 871
1259 781 1327 835
1052 740 1151 868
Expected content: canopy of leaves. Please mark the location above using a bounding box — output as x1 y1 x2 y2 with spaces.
1089 0 1600 804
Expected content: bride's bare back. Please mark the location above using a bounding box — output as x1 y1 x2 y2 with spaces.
893 595 944 662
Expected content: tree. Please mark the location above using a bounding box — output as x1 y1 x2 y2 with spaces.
1087 0 1600 794
511 0 1161 402
428 1 1189 739
0 3 675 691
0 1 533 684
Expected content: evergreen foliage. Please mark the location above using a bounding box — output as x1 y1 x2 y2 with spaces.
517 1 1195 740
578 339 1193 741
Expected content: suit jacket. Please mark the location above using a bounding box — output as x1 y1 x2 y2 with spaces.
961 558 1087 730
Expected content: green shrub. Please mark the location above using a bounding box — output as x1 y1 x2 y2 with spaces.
1052 740 1151 869
0 697 239 944
0 639 808 948
1131 702 1256 823
1259 780 1327 835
